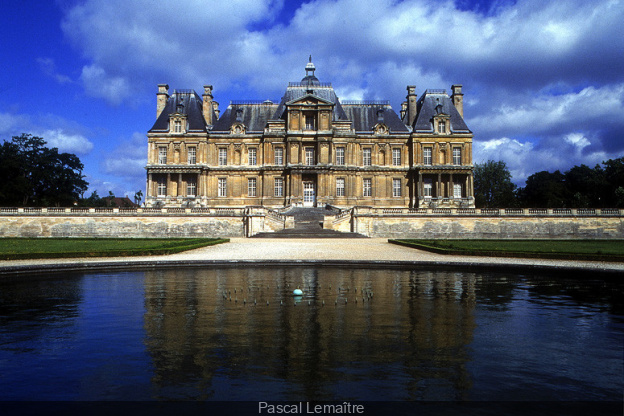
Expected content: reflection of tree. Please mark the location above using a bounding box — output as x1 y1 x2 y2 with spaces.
473 273 517 310
0 275 82 326
142 267 480 401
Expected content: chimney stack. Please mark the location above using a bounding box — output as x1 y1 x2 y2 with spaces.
203 85 214 125
156 84 169 118
451 84 464 118
406 85 417 127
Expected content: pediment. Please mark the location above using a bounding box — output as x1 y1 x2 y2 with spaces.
286 94 334 106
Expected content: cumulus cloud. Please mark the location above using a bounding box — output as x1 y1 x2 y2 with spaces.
0 112 94 155
101 132 147 191
39 129 94 154
37 58 73 84
59 0 624 183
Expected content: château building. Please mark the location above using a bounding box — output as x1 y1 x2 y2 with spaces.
145 59 474 209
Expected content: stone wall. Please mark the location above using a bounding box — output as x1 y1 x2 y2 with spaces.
0 208 245 238
353 207 624 239
0 206 622 239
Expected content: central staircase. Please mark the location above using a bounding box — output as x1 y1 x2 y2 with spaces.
252 207 367 238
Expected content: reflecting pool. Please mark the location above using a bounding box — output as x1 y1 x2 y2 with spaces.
0 267 622 403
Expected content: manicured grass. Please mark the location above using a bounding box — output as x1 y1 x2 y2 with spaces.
389 239 624 262
0 238 229 260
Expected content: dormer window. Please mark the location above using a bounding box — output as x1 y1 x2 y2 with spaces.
304 112 316 130
437 121 446 134
170 116 186 134
434 115 450 134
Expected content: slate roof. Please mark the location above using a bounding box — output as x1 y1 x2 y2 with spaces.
342 103 409 133
149 90 209 133
212 102 279 132
412 90 470 133
272 84 349 121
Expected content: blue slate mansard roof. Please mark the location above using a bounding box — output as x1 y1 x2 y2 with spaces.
412 90 471 133
149 90 208 133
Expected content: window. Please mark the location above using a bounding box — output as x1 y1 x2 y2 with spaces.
453 147 461 165
305 147 315 165
187 178 196 197
363 178 372 197
218 148 227 166
188 146 196 164
304 112 316 130
158 147 167 164
392 148 401 166
157 178 167 197
336 178 345 197
393 178 402 197
424 179 433 199
248 148 257 166
218 178 227 197
438 120 446 134
423 147 432 165
274 147 283 165
248 178 257 197
363 148 371 166
453 183 462 198
336 147 345 165
173 120 182 133
274 177 283 197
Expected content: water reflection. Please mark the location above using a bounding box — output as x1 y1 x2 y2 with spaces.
142 268 477 400
0 267 621 402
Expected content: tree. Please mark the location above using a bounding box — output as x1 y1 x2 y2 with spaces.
520 170 569 208
0 134 88 206
473 160 517 208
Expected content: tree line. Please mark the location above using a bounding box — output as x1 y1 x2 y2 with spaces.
0 134 142 207
474 158 624 208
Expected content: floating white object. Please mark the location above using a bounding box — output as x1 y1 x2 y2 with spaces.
293 289 303 296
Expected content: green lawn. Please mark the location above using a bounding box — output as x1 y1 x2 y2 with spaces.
389 239 624 262
0 238 229 260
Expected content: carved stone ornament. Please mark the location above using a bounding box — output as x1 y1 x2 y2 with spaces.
378 143 387 150
439 143 447 150
234 143 242 150
374 123 388 135
230 124 245 134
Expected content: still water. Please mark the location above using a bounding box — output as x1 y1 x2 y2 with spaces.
0 266 622 402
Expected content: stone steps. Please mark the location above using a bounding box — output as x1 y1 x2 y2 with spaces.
252 207 367 238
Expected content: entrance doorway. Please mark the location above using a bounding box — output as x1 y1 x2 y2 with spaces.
303 181 316 207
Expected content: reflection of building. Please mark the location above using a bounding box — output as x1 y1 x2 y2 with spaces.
146 59 474 208
142 267 476 400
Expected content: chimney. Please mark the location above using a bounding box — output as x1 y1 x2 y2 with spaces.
400 101 408 121
406 85 417 126
156 84 169 118
451 84 464 118
203 85 213 125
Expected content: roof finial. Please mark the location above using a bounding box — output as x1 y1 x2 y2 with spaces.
309 55 312 63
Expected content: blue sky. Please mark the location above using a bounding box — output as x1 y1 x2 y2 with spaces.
1 0 623 198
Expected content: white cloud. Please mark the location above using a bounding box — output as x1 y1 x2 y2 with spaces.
58 0 624 188
39 129 94 155
37 58 73 85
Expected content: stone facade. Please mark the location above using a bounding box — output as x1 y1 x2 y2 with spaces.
145 59 475 209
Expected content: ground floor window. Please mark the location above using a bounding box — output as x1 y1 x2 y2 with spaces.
248 178 257 197
392 178 402 197
363 178 372 197
157 179 167 197
187 178 196 197
423 178 432 199
218 178 227 197
336 178 345 197
274 177 283 197
453 182 462 198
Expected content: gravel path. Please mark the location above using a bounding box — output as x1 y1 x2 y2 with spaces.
0 238 622 275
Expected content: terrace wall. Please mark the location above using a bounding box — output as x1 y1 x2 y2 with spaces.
0 206 622 239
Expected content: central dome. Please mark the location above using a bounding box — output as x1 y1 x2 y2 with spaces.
301 56 320 86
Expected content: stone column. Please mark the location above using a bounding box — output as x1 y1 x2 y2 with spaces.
450 173 454 199
178 173 184 197
167 173 171 197
437 173 442 198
